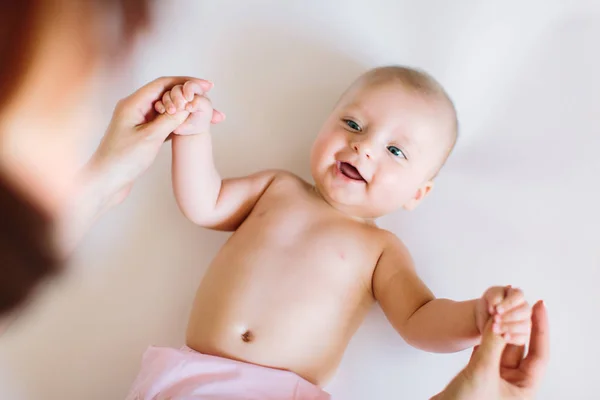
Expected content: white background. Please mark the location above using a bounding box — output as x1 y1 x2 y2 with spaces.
1 1 599 399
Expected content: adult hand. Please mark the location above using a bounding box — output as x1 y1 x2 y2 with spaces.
55 77 225 255
433 300 549 400
89 76 225 204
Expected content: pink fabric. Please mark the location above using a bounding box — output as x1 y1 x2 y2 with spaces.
126 346 331 400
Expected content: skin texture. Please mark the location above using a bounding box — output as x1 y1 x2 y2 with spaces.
0 0 148 327
433 300 550 400
0 3 547 397
161 78 534 386
57 77 224 256
0 76 224 332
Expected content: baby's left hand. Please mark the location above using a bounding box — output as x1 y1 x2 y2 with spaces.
475 286 532 345
154 81 225 136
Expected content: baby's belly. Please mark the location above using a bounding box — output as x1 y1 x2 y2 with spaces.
185 246 372 386
186 312 345 386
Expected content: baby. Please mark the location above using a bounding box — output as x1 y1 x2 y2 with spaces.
127 66 532 399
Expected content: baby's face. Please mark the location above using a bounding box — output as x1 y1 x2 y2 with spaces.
310 82 452 219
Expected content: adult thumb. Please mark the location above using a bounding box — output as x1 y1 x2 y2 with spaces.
470 318 507 373
142 110 190 141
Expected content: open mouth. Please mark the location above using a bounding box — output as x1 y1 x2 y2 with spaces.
337 161 366 182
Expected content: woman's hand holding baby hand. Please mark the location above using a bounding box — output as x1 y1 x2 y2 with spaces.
434 292 545 400
154 81 225 136
475 286 532 346
434 300 548 400
58 77 223 255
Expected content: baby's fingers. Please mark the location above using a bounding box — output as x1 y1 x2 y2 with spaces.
495 315 532 345
483 286 508 314
494 319 531 335
154 100 166 114
502 333 529 346
497 287 526 315
162 91 176 115
185 94 211 113
211 109 226 124
170 85 187 111
494 302 531 323
183 80 209 102
184 94 225 124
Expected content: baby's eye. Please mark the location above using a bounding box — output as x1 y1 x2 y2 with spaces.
387 145 406 159
344 119 362 132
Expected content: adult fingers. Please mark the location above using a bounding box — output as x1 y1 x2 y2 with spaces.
142 110 190 141
521 300 550 381
128 76 212 108
468 345 480 363
470 318 507 374
500 344 525 369
116 76 213 125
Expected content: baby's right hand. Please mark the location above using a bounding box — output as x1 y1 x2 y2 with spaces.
154 81 225 136
475 285 532 346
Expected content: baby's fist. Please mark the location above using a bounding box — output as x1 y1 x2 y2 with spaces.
475 286 532 345
154 81 225 136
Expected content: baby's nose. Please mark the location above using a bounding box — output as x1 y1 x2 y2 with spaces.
352 141 372 159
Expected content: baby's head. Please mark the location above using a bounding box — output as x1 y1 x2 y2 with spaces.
310 66 458 219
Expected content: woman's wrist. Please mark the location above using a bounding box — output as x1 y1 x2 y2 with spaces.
85 150 134 207
77 161 116 211
53 158 124 256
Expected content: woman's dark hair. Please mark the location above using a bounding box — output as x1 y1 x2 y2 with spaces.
0 177 57 314
0 0 150 316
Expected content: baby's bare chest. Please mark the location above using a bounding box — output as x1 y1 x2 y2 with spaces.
220 185 383 284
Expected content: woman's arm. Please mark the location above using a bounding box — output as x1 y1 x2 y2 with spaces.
54 76 222 256
53 161 123 257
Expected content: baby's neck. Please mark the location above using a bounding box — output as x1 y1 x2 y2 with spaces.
309 185 377 226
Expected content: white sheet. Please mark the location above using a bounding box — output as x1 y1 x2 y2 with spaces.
1 1 598 399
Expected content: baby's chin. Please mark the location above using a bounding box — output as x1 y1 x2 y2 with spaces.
317 186 401 220
337 203 397 221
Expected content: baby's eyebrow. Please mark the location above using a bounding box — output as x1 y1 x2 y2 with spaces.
341 102 367 115
392 132 412 144
388 126 414 145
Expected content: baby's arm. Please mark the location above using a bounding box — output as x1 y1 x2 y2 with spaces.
174 135 278 230
373 234 531 353
158 83 279 231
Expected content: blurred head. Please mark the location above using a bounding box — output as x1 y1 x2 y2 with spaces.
0 0 150 318
0 0 150 214
310 66 458 219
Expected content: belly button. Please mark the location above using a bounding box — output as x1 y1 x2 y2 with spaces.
241 330 254 343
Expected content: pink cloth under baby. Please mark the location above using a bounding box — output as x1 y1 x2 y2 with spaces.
126 346 331 400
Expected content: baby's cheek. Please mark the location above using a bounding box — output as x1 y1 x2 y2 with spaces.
376 171 413 200
367 182 407 214
313 135 345 166
310 134 331 158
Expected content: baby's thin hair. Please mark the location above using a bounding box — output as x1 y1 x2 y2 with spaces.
355 65 459 176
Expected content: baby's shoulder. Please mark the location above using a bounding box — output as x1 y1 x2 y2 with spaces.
270 169 304 183
371 227 413 261
265 170 312 193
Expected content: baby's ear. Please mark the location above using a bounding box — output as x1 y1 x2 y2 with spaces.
403 181 434 211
